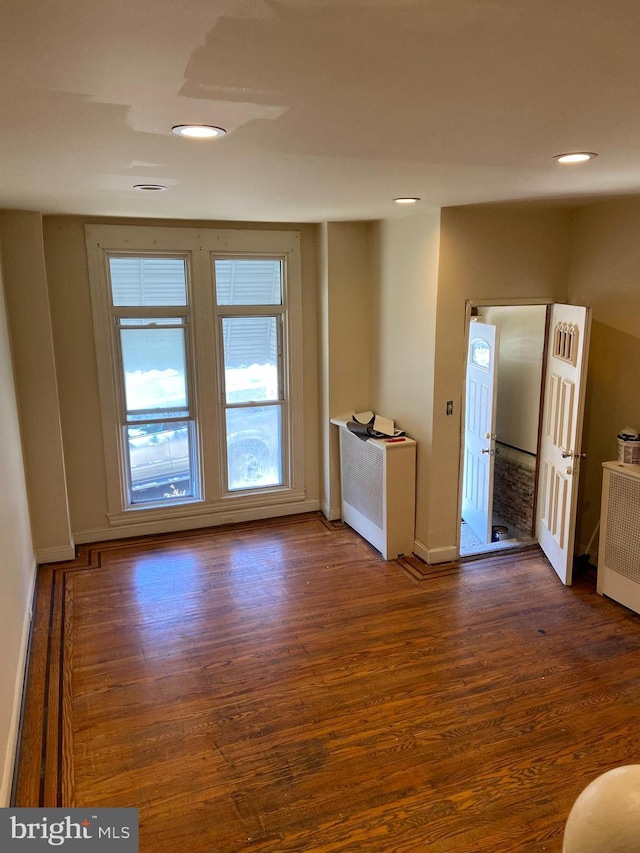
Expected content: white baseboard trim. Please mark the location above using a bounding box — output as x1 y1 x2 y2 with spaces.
322 504 342 522
1 561 36 807
74 499 322 544
36 543 76 565
414 539 458 565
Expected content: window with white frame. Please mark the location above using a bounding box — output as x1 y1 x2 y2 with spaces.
214 258 285 492
86 226 303 524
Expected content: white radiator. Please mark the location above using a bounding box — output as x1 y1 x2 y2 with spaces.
332 419 416 559
597 461 640 613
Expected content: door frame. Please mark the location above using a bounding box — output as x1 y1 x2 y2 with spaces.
458 297 553 557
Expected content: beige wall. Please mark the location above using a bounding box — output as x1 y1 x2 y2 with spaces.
479 305 547 454
431 205 573 560
370 210 441 558
4 192 640 807
0 242 36 805
4 199 637 573
320 221 373 518
0 212 73 562
569 198 640 555
42 216 322 539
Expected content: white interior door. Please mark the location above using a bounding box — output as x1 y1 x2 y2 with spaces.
537 304 591 585
462 322 499 544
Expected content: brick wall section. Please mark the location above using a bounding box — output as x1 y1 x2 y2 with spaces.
493 443 536 534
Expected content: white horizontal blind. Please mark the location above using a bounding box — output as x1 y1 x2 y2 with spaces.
110 258 187 306
222 317 278 369
215 259 281 305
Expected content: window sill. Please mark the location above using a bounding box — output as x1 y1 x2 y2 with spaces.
107 487 308 528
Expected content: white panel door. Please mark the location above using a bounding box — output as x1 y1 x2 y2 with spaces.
462 322 499 544
537 304 591 585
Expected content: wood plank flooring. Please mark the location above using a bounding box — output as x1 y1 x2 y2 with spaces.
14 512 640 852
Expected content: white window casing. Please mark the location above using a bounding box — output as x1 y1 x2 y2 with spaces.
85 225 305 528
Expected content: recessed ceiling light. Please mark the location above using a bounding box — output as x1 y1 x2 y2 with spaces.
133 184 168 192
171 125 226 139
394 197 421 204
553 152 598 164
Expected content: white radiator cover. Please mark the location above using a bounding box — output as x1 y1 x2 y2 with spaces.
597 461 640 613
332 419 416 559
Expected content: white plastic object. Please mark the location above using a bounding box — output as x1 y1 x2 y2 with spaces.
563 765 640 852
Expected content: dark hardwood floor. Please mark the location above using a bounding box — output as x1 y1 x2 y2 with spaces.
14 513 640 852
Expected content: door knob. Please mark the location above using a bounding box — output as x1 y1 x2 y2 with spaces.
481 448 493 455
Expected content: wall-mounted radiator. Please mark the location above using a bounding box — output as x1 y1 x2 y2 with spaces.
597 461 640 614
331 418 416 559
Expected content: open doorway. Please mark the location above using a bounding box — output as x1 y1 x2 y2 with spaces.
460 303 547 557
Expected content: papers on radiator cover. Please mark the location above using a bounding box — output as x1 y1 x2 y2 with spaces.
353 411 392 436
352 411 404 438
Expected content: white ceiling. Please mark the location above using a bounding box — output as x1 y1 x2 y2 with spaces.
2 0 640 222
